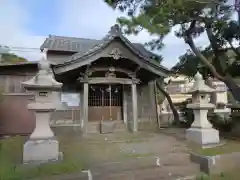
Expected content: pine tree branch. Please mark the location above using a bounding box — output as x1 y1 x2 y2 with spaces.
185 34 225 81
205 28 228 75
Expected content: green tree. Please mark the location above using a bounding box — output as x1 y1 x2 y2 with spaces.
0 53 27 64
172 48 219 104
172 48 212 78
0 45 27 64
105 0 240 100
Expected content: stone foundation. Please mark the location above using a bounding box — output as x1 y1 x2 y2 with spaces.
186 128 220 147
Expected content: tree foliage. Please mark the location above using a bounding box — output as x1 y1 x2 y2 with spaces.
172 47 240 78
105 0 240 102
171 48 211 78
1 53 27 64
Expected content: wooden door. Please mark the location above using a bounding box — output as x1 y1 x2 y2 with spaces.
88 84 123 121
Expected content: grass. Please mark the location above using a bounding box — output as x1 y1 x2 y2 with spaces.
189 139 240 180
196 169 239 180
189 139 240 156
0 135 90 180
0 132 154 180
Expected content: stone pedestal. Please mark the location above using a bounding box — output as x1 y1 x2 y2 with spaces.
21 53 63 164
185 72 220 147
23 138 60 163
186 128 219 146
186 106 220 146
23 104 61 164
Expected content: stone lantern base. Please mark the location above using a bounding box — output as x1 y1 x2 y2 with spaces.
23 138 61 164
186 127 220 147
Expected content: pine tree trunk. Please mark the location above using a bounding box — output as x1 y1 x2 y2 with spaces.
156 81 180 124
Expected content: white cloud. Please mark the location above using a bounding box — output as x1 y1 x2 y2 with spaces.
0 0 45 61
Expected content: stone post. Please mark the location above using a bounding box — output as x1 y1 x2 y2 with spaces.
22 57 63 164
186 72 220 147
132 82 138 132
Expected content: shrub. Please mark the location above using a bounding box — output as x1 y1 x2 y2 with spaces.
209 113 233 132
178 99 194 128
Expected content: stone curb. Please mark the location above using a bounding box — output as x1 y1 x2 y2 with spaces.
190 151 240 175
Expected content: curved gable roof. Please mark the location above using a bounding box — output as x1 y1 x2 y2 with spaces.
40 25 171 77
53 25 169 75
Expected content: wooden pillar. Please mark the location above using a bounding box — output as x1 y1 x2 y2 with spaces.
79 90 84 127
123 86 128 125
132 83 138 132
82 82 89 133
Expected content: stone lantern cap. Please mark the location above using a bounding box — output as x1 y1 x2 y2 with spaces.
186 71 215 94
22 58 63 90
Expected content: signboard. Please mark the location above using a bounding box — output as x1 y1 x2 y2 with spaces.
39 92 48 97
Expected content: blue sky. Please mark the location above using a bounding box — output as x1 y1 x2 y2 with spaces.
0 0 212 68
24 0 60 35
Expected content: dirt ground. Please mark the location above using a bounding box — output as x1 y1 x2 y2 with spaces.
54 128 200 180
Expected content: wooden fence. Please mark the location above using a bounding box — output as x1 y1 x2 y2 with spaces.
0 94 81 137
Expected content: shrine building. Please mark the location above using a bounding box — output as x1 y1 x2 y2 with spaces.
0 24 170 135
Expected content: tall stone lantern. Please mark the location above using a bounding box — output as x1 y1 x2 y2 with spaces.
186 72 220 147
22 58 63 164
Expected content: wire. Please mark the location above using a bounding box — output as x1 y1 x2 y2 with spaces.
11 46 39 50
0 45 41 53
184 0 217 2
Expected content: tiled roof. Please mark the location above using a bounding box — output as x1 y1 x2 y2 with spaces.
40 35 101 53
40 35 160 60
40 24 170 73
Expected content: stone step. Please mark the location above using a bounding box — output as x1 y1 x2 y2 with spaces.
94 164 199 180
87 121 126 133
158 153 193 166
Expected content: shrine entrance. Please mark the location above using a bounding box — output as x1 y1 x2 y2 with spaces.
88 84 123 121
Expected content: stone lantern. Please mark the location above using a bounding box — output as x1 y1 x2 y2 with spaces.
186 72 220 147
22 57 63 164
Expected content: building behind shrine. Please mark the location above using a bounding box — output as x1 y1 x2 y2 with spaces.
0 25 170 135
